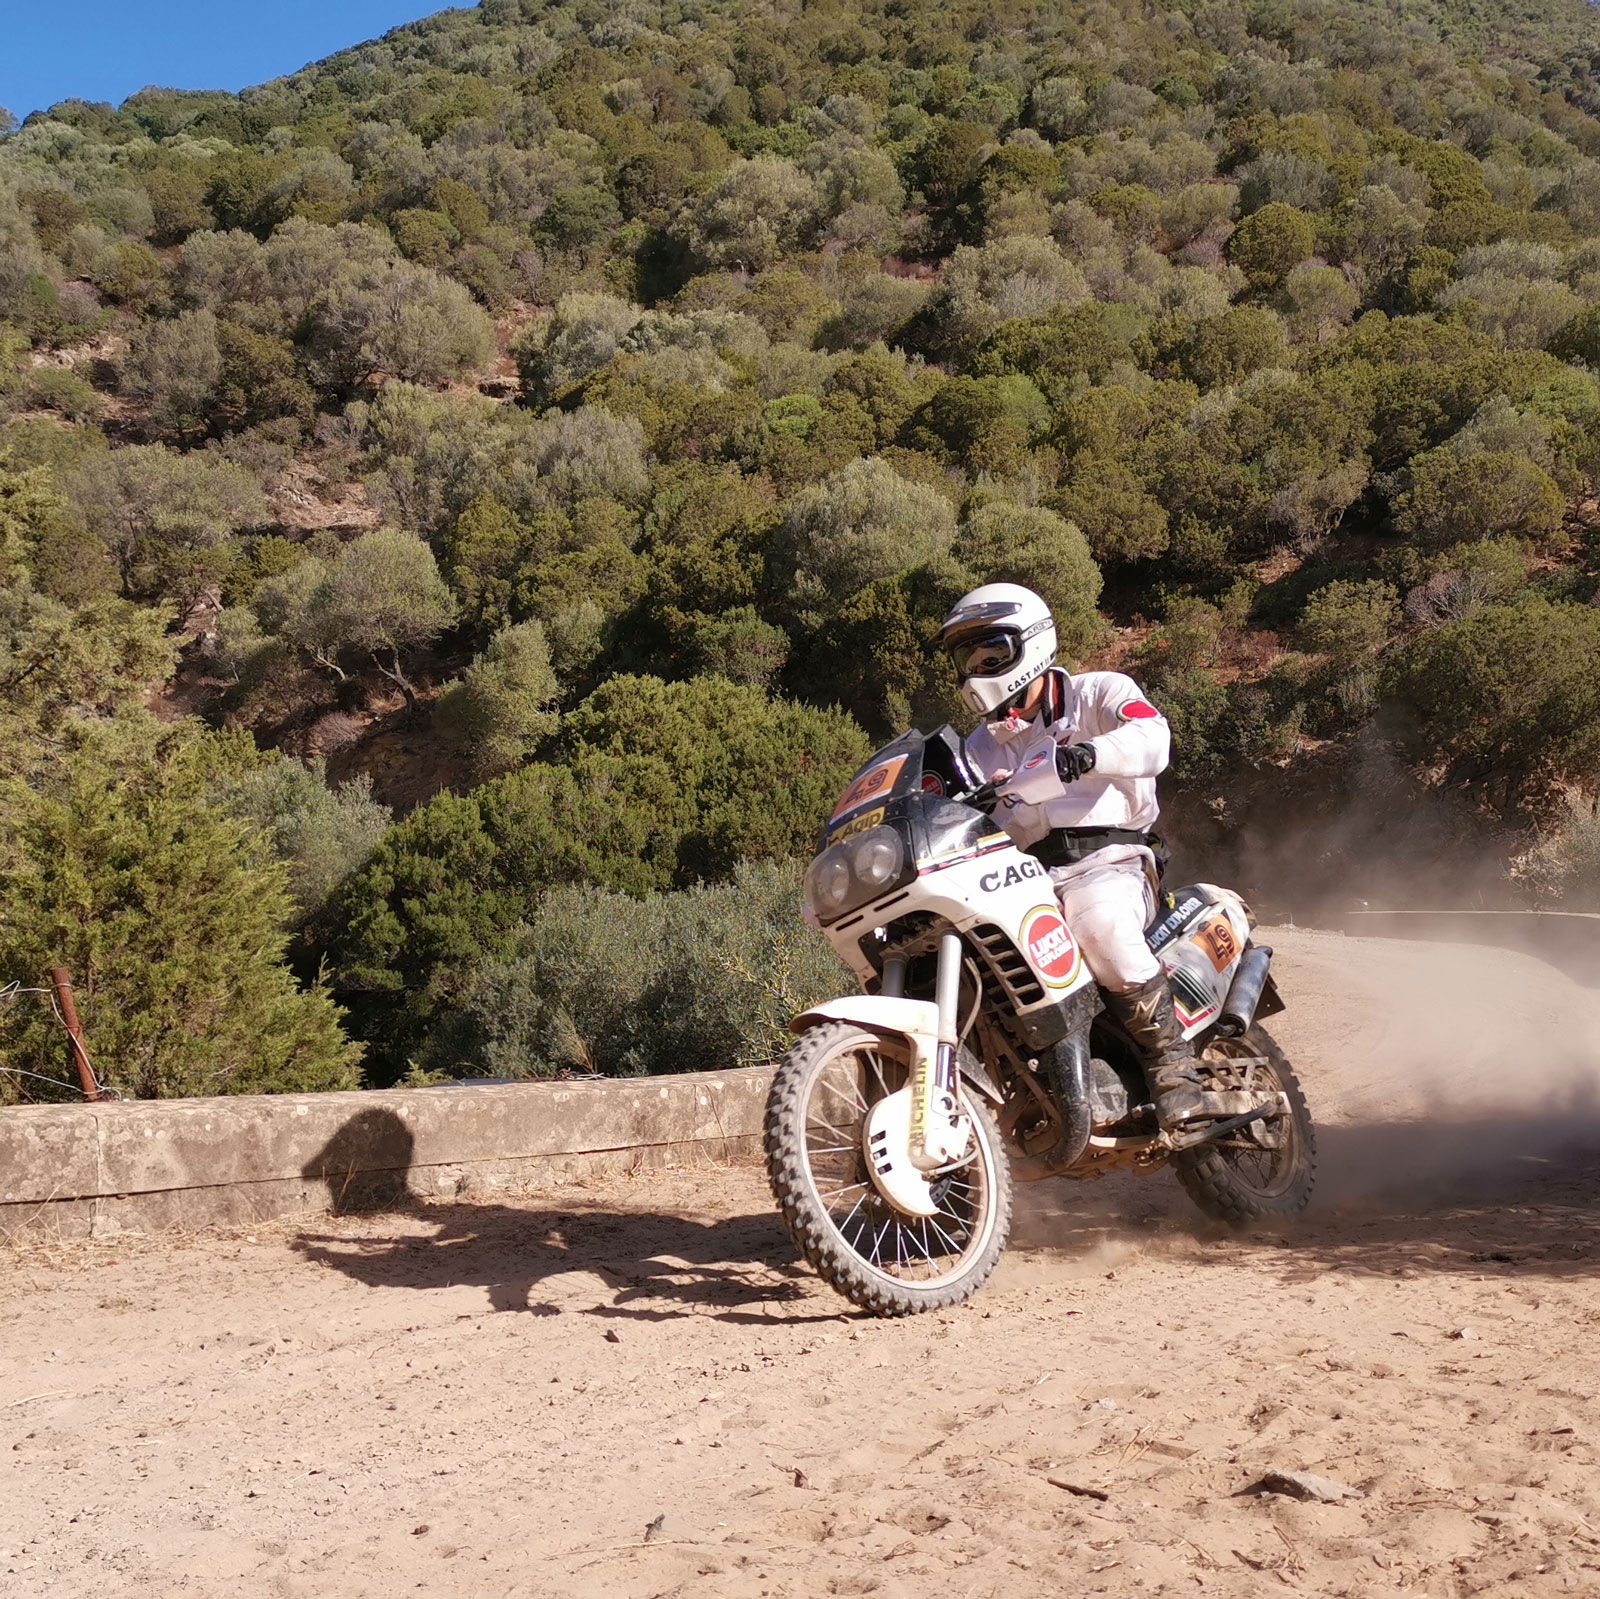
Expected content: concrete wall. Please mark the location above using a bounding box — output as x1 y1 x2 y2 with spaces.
0 1068 775 1241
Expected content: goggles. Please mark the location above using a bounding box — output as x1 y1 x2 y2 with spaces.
948 628 1022 681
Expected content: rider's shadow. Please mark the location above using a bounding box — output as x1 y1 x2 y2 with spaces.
295 1107 846 1324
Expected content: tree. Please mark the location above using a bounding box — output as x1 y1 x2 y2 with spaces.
528 405 650 505
1225 203 1315 289
0 726 361 1101
90 240 166 306
435 620 561 781
256 528 456 708
65 444 268 608
674 605 790 687
680 157 820 271
1327 185 1424 284
776 456 957 622
1394 450 1564 550
1280 264 1358 345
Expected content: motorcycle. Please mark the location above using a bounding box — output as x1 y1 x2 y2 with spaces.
764 724 1316 1317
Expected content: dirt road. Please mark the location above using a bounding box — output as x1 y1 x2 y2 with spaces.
4 928 1600 1598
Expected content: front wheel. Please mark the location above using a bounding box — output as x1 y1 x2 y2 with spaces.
1173 1024 1316 1228
765 1021 1013 1317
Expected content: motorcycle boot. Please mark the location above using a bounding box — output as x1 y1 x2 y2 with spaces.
1106 974 1229 1130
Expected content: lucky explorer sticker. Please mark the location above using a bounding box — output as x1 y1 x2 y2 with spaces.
826 805 885 845
829 755 906 821
1020 905 1080 988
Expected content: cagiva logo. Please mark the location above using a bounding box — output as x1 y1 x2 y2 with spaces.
1021 907 1079 987
980 858 1044 892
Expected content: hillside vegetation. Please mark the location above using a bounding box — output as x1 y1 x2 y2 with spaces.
3 0 1600 1095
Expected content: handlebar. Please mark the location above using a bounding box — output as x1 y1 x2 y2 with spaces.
957 779 1003 814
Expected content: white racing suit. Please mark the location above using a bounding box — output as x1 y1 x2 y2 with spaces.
964 667 1169 995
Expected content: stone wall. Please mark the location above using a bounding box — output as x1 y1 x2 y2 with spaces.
0 1068 775 1240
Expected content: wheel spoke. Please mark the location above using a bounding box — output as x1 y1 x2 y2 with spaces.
776 1029 1009 1302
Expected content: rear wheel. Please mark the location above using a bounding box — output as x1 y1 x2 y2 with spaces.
765 1021 1013 1317
1173 1024 1315 1228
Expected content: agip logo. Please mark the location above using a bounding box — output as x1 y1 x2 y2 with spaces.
1020 906 1080 988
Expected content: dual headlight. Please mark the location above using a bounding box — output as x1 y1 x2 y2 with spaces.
803 825 909 924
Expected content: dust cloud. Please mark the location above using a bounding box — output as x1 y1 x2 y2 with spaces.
1011 923 1600 1252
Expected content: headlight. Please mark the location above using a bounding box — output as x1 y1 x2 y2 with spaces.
804 826 908 924
809 852 853 915
856 831 902 889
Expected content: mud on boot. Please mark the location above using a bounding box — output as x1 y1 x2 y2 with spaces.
1105 974 1236 1131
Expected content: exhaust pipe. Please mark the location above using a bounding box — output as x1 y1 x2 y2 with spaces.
1215 944 1273 1038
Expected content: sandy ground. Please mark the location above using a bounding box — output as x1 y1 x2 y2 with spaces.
5 927 1600 1599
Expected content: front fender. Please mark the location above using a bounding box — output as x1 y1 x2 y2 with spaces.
789 997 1004 1106
790 994 941 1039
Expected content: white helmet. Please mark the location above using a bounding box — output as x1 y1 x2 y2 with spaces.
936 582 1057 716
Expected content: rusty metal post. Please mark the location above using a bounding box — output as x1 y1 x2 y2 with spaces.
49 968 103 1101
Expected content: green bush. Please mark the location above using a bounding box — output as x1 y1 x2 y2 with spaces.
1388 597 1600 792
1394 451 1564 550
419 863 848 1079
0 727 361 1102
325 674 869 1077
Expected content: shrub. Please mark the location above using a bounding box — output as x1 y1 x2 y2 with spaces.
434 620 561 782
215 756 390 925
679 157 821 271
255 528 456 707
419 863 848 1079
65 443 267 608
777 456 957 621
1297 579 1400 664
119 309 223 433
0 728 361 1101
512 292 642 404
1388 596 1600 789
325 675 868 1075
1225 202 1315 289
1394 450 1564 550
1510 787 1600 906
952 501 1103 658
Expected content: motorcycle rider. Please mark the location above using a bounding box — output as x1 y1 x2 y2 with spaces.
936 582 1221 1130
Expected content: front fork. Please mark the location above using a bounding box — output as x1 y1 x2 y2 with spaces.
883 933 969 1171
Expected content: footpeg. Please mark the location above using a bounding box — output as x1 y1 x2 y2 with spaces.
1165 1093 1288 1153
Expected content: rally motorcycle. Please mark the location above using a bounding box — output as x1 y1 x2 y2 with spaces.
764 726 1316 1317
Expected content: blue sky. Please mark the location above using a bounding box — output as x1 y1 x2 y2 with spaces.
1 1 452 123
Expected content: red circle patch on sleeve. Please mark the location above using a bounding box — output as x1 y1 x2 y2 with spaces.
1118 699 1161 720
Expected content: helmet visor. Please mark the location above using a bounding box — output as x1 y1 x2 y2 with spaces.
949 629 1022 682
